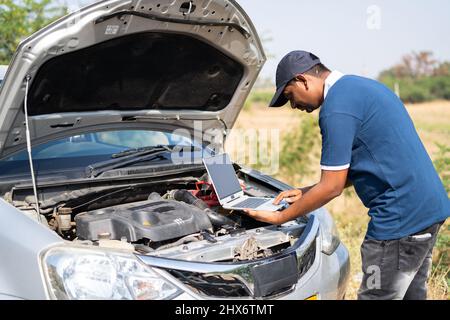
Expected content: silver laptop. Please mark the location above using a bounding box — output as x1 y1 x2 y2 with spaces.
202 153 286 211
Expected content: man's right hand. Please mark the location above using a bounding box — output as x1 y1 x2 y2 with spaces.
273 189 303 205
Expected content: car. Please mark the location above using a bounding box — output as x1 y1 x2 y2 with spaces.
0 0 349 300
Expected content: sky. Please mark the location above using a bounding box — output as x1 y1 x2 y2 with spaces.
64 0 450 81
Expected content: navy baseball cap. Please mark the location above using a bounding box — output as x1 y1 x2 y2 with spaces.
269 50 321 107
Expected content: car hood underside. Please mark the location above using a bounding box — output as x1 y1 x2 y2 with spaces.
0 0 265 158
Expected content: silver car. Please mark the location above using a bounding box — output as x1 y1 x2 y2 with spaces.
0 0 349 300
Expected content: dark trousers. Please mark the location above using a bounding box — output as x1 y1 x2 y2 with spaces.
357 221 444 300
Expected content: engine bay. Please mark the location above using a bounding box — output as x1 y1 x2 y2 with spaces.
75 195 214 243
4 168 308 263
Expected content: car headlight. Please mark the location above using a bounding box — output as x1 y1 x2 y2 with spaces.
314 209 341 255
41 246 182 300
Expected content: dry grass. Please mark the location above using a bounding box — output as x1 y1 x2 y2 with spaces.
227 99 450 300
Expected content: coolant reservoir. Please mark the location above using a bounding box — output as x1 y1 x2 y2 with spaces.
57 207 72 231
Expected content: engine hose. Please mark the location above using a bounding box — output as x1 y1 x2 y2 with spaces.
169 189 237 227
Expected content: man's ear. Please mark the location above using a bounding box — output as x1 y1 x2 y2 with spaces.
294 74 309 90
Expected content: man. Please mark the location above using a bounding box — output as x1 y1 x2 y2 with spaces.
244 50 449 300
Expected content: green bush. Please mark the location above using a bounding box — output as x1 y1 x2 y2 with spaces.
0 0 67 64
279 115 320 184
429 77 450 100
402 84 432 103
378 52 450 103
243 90 274 111
250 91 274 104
379 75 450 103
433 143 450 194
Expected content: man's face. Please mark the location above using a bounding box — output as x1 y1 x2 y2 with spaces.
283 74 323 112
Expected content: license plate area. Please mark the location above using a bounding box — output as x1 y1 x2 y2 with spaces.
251 254 299 297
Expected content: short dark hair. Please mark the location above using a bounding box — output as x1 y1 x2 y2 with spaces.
303 63 330 77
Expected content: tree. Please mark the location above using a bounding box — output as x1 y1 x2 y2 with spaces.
434 62 450 77
379 51 439 80
378 51 450 103
413 51 437 78
0 0 67 65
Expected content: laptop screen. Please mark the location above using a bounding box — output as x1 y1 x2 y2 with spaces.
203 154 242 200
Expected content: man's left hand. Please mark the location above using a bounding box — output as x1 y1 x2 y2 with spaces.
243 209 283 224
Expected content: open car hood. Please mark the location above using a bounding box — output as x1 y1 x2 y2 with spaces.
0 0 265 158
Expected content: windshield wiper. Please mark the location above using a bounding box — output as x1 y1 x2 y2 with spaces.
111 145 172 159
86 145 200 178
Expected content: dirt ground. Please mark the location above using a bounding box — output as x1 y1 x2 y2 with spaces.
226 99 450 300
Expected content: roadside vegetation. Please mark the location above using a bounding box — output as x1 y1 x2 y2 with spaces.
278 115 319 183
434 144 450 194
0 0 67 65
378 51 450 103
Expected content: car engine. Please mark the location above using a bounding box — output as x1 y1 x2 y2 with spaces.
5 174 308 262
75 196 214 242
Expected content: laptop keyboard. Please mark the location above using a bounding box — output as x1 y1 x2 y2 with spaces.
231 198 270 208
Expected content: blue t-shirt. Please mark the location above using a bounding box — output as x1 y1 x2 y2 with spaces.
320 75 449 240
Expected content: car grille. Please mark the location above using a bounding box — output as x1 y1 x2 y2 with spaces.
168 271 251 297
169 238 317 298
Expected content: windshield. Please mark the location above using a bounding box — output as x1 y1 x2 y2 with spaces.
0 129 206 179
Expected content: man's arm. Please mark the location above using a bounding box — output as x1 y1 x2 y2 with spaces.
244 169 349 224
299 177 351 195
298 185 315 194
246 112 359 224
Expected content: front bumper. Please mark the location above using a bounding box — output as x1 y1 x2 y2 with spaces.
279 243 350 300
137 214 351 300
